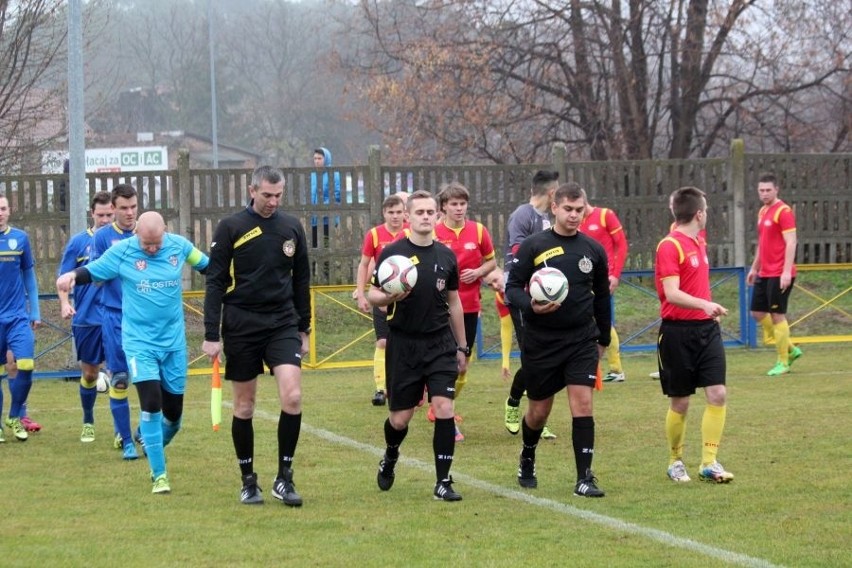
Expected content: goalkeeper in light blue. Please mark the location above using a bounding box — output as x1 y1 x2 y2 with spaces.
58 212 209 494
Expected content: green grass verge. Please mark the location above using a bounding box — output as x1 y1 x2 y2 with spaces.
4 346 849 567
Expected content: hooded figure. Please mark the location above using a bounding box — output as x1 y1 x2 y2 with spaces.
310 147 341 233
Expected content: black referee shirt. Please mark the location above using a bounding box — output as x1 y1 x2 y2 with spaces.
203 204 311 341
372 238 459 336
505 229 611 346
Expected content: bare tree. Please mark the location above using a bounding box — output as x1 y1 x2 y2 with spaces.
343 0 850 162
0 0 67 172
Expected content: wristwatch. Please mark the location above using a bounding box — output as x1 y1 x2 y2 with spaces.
457 346 471 357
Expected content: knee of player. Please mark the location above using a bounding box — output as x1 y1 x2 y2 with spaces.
704 385 727 406
110 371 130 390
282 390 302 412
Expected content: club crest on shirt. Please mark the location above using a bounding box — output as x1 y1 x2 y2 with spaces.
282 239 296 257
169 255 178 266
7 238 17 249
135 259 147 271
578 256 593 274
690 256 700 268
436 278 446 291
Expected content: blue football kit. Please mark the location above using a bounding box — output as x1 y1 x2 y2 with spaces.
0 226 40 422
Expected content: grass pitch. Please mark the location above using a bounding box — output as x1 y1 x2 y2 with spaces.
4 346 850 567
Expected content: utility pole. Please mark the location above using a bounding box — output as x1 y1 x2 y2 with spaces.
67 0 86 236
208 0 219 168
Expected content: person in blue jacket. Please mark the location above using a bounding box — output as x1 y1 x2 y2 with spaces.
310 147 341 248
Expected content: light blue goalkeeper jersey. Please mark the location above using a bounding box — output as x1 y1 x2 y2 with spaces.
85 233 208 352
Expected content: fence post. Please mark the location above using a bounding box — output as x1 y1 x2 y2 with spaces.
177 149 192 287
729 139 746 267
368 145 382 224
551 143 568 182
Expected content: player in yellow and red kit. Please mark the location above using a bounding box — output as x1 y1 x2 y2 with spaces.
747 172 802 376
433 182 496 441
579 190 628 382
355 193 408 406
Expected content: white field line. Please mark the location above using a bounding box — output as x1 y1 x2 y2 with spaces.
248 405 783 568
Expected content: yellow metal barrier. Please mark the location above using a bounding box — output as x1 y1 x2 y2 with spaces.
783 263 852 344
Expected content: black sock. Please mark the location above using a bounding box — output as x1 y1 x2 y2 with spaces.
509 368 526 402
572 416 595 480
278 411 302 477
521 417 543 460
232 416 254 476
384 417 408 460
434 417 455 481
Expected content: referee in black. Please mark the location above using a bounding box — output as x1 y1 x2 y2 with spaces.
367 190 468 502
202 165 311 507
505 182 611 497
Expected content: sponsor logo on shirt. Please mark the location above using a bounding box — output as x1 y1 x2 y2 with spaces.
136 278 181 294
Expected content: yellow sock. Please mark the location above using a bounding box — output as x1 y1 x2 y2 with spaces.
500 315 512 372
774 320 791 365
759 314 775 345
81 375 97 389
607 327 622 373
701 404 726 466
455 371 467 398
373 346 386 391
665 408 687 463
109 385 129 400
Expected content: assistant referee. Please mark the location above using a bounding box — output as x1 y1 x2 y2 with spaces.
202 165 311 507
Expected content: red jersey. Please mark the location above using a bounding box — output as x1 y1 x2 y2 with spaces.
655 230 712 321
361 224 406 261
757 200 796 278
580 207 628 278
434 219 495 313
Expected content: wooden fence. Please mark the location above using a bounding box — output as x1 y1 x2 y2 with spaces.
1 141 850 287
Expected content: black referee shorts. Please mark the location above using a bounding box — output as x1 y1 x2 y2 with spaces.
386 329 458 411
657 319 726 397
222 304 303 382
520 324 598 400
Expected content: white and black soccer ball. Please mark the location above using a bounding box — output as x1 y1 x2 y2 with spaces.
529 267 569 304
377 255 418 295
96 371 111 393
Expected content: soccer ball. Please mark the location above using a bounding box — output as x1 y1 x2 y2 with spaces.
377 255 418 294
529 267 569 304
96 371 111 393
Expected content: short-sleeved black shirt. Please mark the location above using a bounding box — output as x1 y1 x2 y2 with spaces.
372 238 459 336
